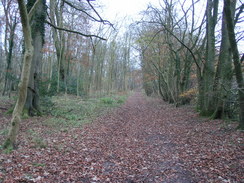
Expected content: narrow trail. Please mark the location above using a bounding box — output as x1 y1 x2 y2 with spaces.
1 92 243 182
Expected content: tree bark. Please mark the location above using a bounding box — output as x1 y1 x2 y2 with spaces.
200 0 219 116
3 0 35 149
224 0 244 129
24 0 46 116
50 0 65 87
211 1 235 119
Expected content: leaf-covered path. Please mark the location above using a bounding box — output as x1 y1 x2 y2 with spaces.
1 92 243 182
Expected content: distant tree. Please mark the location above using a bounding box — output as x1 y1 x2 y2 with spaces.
1 0 18 96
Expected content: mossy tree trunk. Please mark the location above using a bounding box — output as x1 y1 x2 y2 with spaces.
211 1 235 119
24 0 46 116
3 0 41 149
199 0 219 116
224 0 244 129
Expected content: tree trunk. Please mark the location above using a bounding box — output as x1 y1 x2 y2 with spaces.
3 0 37 149
50 0 65 90
224 0 244 129
24 0 46 116
2 14 17 95
211 1 235 119
2 17 17 96
200 0 219 116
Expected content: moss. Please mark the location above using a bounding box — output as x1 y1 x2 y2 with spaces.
22 108 29 119
237 123 244 130
32 162 46 167
6 107 14 115
27 0 47 45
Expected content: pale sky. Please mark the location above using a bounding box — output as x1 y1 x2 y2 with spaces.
98 0 159 23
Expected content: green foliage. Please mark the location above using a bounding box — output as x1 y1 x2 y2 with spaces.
39 72 82 97
39 74 58 96
6 107 14 115
40 96 54 114
100 95 127 105
31 137 47 148
100 97 115 104
43 94 128 129
28 129 47 148
43 96 98 128
2 139 14 153
22 109 30 119
32 162 46 167
3 145 13 154
0 128 8 136
116 95 127 104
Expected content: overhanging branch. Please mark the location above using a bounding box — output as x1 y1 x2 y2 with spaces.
45 20 106 40
86 0 113 27
63 0 114 28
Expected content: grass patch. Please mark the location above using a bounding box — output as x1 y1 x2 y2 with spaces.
0 128 8 136
32 162 46 167
3 146 13 154
31 137 48 148
100 95 127 105
42 94 128 129
100 97 115 104
28 129 47 148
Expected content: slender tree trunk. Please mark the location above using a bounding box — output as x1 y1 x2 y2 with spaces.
3 0 37 149
200 0 219 116
2 18 17 96
47 51 53 92
49 0 65 93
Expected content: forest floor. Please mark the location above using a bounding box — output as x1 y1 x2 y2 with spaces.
0 92 243 183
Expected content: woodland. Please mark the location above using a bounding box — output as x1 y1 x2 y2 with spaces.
0 0 243 182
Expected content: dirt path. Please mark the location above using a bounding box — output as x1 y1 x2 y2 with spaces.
1 92 243 182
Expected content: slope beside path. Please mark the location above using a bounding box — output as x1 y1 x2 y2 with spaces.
1 92 243 182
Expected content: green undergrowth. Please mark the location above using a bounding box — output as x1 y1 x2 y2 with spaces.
27 129 48 149
42 94 128 129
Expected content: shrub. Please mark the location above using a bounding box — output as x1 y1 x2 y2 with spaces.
100 97 115 104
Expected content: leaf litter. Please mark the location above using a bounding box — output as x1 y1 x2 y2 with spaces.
0 92 243 182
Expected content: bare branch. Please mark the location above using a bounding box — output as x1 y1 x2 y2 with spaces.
235 3 244 25
160 26 202 75
63 0 114 28
85 0 114 28
45 20 106 40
